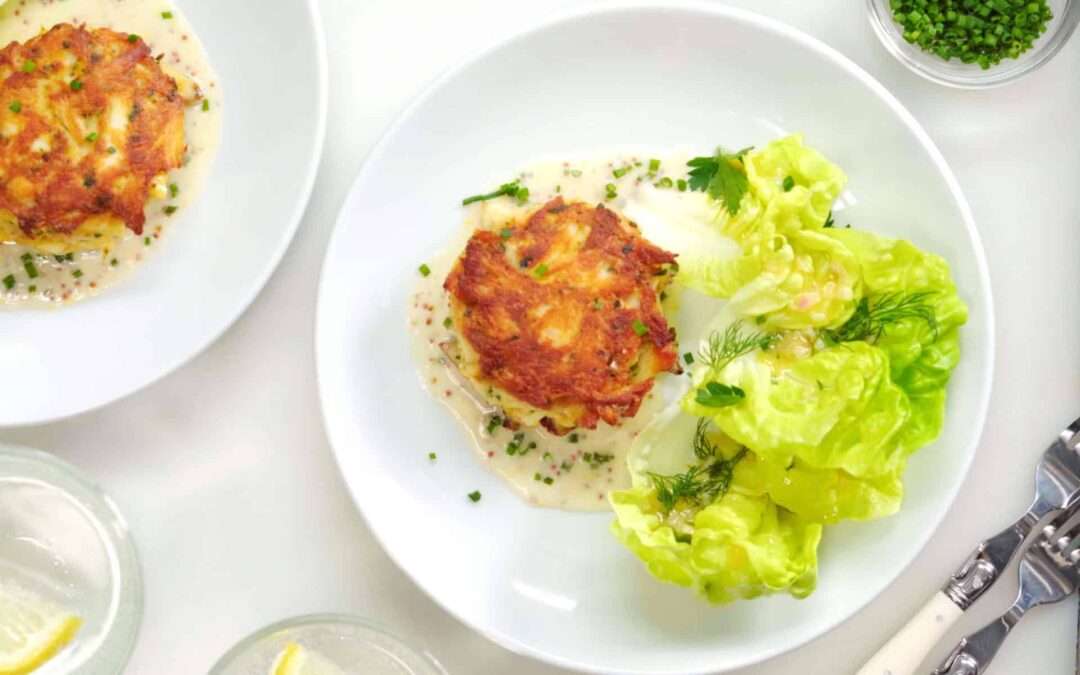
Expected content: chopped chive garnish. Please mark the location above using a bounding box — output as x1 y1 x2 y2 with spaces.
8 102 20 113
163 205 178 216
107 146 117 154
162 11 174 18
27 285 35 293
683 352 694 365
144 236 151 245
542 477 554 485
428 452 436 460
613 167 629 179
568 433 579 444
543 452 553 462
442 316 452 329
72 269 83 279
128 34 140 43
70 80 84 91
21 60 36 73
604 183 617 200
656 177 674 189
2 274 14 290
560 460 573 471
782 175 795 192
110 258 118 266
485 415 502 434
23 259 37 279
418 263 431 277
86 132 99 142
534 472 542 482
593 298 602 309
569 169 582 177
168 183 180 198
677 178 687 192
632 319 650 336
533 263 548 278
467 490 482 502
499 228 512 239
648 158 660 172
201 99 210 112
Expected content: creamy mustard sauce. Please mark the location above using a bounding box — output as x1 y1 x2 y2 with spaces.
410 152 725 511
0 0 222 308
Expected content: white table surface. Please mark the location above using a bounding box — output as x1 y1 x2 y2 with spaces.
5 1 1078 673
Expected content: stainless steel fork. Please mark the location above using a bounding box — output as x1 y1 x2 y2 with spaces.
934 507 1080 674
859 417 1080 675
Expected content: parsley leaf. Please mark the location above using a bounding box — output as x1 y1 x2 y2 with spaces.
686 146 752 215
694 382 745 408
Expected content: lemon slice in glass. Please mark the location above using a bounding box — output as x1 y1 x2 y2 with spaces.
270 642 347 675
0 582 82 675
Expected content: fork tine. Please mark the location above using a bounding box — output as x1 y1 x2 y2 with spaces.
1042 508 1080 565
1044 508 1080 542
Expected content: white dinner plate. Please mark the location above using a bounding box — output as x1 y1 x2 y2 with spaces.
0 0 327 426
316 3 993 672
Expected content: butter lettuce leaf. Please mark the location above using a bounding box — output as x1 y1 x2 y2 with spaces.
611 404 831 603
677 135 860 329
734 453 903 524
824 229 967 453
687 342 912 479
740 133 847 235
611 488 821 603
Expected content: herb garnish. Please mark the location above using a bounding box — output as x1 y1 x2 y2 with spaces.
827 291 938 344
699 320 773 372
686 147 752 215
583 452 614 470
649 419 749 513
467 490 482 502
695 382 745 408
462 179 529 206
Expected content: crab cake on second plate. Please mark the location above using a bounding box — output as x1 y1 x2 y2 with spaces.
444 197 680 434
0 23 195 253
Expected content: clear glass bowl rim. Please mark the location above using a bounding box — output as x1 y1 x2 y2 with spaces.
207 613 448 675
866 0 1080 88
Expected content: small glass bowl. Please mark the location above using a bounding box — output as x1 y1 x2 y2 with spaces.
209 614 447 675
0 444 143 674
867 0 1080 87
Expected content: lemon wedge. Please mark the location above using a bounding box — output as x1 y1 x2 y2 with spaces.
0 583 82 675
270 642 347 675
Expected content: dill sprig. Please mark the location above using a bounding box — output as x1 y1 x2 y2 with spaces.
828 291 938 344
649 419 750 514
699 320 774 373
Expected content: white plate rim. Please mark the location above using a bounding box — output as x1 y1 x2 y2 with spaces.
2 0 329 428
315 2 995 671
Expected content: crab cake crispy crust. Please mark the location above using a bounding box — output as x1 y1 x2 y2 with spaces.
0 24 186 245
445 197 680 434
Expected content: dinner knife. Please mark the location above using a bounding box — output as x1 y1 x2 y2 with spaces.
857 417 1080 675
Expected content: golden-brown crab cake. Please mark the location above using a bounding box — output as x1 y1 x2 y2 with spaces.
0 23 196 253
444 197 680 434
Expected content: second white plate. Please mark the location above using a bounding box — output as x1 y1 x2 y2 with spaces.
0 0 327 426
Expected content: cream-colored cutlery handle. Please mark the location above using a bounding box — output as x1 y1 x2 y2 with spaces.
857 591 963 675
